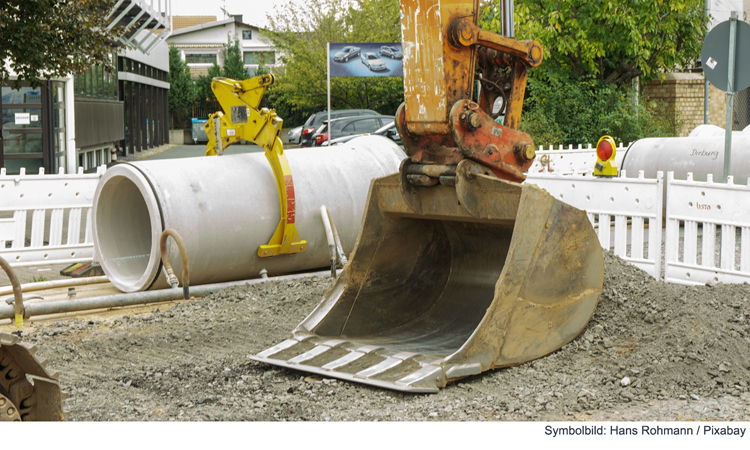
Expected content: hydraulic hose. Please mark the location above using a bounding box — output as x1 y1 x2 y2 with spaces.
0 256 24 326
160 228 190 299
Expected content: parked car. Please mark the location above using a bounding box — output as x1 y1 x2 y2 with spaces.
312 115 395 147
360 52 387 71
332 46 361 62
378 45 402 59
299 109 378 147
287 125 303 144
324 120 401 147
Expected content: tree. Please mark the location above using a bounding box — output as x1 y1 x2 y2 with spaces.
0 0 115 89
222 39 249 80
476 1 705 145
520 79 679 146
192 40 247 118
266 0 404 116
195 63 223 116
506 0 707 86
168 46 197 129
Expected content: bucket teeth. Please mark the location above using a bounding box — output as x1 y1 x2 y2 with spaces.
354 352 419 379
19 342 37 355
320 345 383 371
255 336 313 359
287 340 346 365
394 365 443 389
251 338 442 393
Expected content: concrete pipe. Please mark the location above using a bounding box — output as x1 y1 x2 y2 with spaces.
622 124 750 184
93 136 406 292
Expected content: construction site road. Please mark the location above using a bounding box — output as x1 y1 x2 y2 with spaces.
1 252 749 421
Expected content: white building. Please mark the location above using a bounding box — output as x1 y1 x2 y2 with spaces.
166 15 278 79
1 0 172 175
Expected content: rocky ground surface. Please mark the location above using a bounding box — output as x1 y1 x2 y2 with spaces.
6 252 750 421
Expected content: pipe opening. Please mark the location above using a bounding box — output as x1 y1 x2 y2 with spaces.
94 174 159 291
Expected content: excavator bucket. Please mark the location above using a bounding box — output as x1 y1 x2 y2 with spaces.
253 159 604 392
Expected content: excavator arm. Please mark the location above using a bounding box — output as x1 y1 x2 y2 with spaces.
397 0 542 182
253 0 604 393
205 75 306 257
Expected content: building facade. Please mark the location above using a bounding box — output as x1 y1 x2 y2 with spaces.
166 15 278 80
0 0 172 175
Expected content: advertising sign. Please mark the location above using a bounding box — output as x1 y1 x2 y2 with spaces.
329 42 403 77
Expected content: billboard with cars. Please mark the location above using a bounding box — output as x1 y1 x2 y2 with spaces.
329 43 403 77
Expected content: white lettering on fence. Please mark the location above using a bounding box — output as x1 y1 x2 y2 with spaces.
664 172 750 286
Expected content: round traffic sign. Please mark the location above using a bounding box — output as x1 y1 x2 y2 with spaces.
701 18 750 92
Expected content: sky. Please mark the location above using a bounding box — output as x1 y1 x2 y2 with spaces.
169 0 293 29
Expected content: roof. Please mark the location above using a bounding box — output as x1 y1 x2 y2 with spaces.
169 16 261 37
172 16 217 31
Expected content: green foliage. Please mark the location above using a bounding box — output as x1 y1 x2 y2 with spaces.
168 46 197 129
507 0 707 86
31 275 48 283
265 0 404 118
194 39 248 118
0 0 115 89
521 78 679 147
195 63 223 116
222 39 249 80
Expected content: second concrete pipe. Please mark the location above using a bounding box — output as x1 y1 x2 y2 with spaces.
92 136 406 292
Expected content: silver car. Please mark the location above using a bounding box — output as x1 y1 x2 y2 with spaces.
332 46 361 62
360 52 387 71
287 125 302 144
379 45 402 59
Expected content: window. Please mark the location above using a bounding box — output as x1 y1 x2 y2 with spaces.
185 53 218 64
73 63 118 100
242 30 252 40
345 118 379 135
243 51 275 65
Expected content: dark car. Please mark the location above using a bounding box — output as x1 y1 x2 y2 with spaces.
299 109 378 147
312 115 395 147
378 45 402 59
360 52 387 71
324 120 401 147
332 46 361 62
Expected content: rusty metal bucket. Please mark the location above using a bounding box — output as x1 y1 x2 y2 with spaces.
252 160 603 392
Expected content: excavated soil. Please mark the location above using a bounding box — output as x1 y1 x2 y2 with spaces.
7 252 750 421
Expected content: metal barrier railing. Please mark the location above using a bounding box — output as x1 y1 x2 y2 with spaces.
0 166 105 267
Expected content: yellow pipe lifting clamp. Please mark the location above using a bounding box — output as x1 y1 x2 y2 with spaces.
204 76 307 257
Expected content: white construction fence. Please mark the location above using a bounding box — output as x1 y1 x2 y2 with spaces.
0 166 105 267
528 143 629 175
2 146 750 288
526 143 750 286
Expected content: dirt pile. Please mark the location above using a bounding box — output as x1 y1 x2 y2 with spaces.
9 252 750 421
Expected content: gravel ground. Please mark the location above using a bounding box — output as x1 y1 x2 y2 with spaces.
7 252 750 421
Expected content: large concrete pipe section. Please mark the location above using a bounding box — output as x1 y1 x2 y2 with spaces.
622 124 750 184
93 136 406 292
